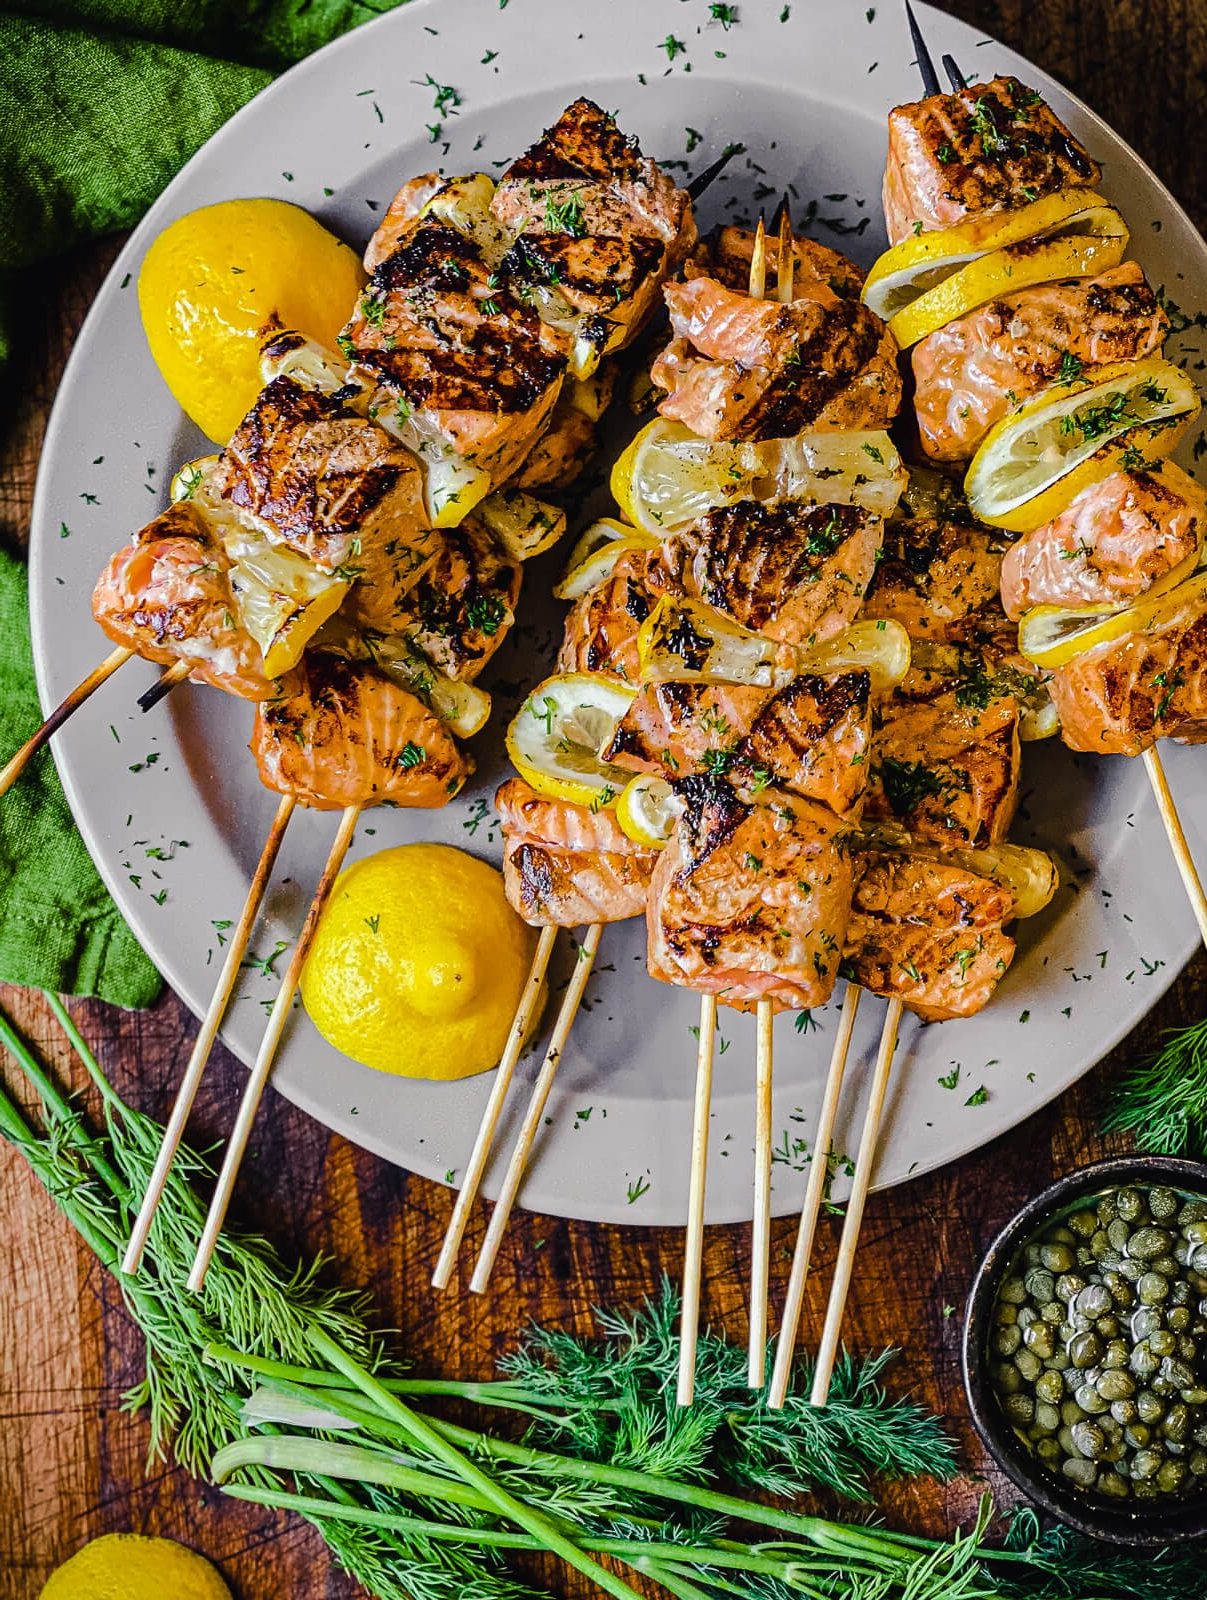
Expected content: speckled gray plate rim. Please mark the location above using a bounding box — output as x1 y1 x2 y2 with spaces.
28 0 1207 1227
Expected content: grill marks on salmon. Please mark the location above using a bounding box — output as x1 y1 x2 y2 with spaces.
558 548 681 682
865 510 1006 643
92 501 276 699
213 374 434 578
673 500 882 648
344 220 565 484
647 777 853 1012
252 652 470 810
350 515 521 682
492 98 696 363
866 690 1021 848
844 848 1016 1021
603 673 872 817
496 776 657 925
912 264 1170 463
1001 464 1206 619
652 274 901 441
1049 597 1207 753
883 75 1100 245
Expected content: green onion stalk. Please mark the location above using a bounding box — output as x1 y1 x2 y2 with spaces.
1 994 1203 1599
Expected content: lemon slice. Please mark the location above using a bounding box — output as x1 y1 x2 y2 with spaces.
1020 567 1207 668
804 618 912 694
888 224 1128 348
965 358 1200 533
611 418 906 535
554 521 659 600
862 187 1113 322
476 489 567 562
616 774 681 847
169 455 219 503
506 673 638 807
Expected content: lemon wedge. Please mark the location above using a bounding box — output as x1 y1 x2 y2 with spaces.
803 618 912 694
862 187 1114 323
506 673 638 807
476 489 567 562
1019 568 1207 668
554 520 660 600
611 418 906 535
965 358 1200 533
887 224 1128 348
616 774 681 847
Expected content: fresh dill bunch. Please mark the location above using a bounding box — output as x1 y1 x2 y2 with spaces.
995 1507 1207 1598
1102 1015 1207 1157
501 1280 955 1500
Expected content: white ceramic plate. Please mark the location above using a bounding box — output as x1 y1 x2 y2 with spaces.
29 0 1207 1225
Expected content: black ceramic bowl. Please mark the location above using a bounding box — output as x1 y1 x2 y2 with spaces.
963 1153 1207 1546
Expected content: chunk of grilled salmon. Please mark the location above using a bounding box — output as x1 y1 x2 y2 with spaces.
702 226 866 302
496 777 655 925
349 515 520 681
251 653 470 809
845 849 1015 1021
604 673 871 816
647 777 853 1012
883 76 1099 245
1048 590 1207 753
912 264 1169 462
653 274 901 441
363 173 447 270
342 218 565 484
674 499 882 649
1001 464 1206 619
512 397 597 491
491 101 695 368
866 689 1021 847
213 374 434 579
864 510 1006 643
92 501 275 699
557 548 681 682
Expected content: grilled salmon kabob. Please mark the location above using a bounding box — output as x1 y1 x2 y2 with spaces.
120 106 705 1284
870 13 1207 939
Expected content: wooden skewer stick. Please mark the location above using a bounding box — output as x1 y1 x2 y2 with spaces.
747 217 767 302
776 203 795 304
767 980 862 1407
468 922 603 1294
1143 746 1207 946
904 0 941 97
677 992 717 1406
0 645 132 798
121 792 297 1275
431 922 560 1290
187 801 361 1293
137 658 192 713
748 997 775 1385
809 996 904 1406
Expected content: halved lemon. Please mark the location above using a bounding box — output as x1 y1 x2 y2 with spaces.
965 358 1200 533
862 187 1113 323
611 418 906 535
616 774 681 848
506 673 638 807
887 224 1128 348
554 520 659 600
1019 568 1207 669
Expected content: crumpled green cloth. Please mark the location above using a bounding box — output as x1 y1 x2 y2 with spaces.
0 546 161 1005
0 0 404 1000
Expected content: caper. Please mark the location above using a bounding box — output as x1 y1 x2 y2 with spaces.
1074 1283 1112 1320
1015 1349 1042 1382
1107 1218 1131 1252
1129 1227 1174 1261
1189 1449 1207 1476
1182 1388 1207 1406
1061 1399 1086 1426
1071 1420 1105 1459
1167 1305 1192 1333
1103 1338 1130 1370
1069 1208 1099 1237
1137 1389 1165 1424
1041 1300 1064 1324
1180 1201 1207 1224
1003 1393 1035 1426
1138 1272 1170 1305
1130 1342 1160 1380
1090 1229 1111 1260
1150 1188 1178 1222
1131 1448 1163 1480
1035 1370 1064 1404
1023 1322 1055 1359
1102 1268 1134 1307
1133 1480 1159 1500
1098 1471 1130 1498
1023 1267 1054 1302
1157 1460 1189 1493
1036 1436 1062 1463
993 1325 1022 1357
1125 1422 1153 1448
1034 1401 1060 1434
1062 1458 1098 1488
1130 1307 1160 1342
999 1274 1028 1304
1152 1254 1182 1277
1162 1357 1197 1390
1016 1304 1038 1330
1117 1188 1145 1223
1074 1382 1108 1415
1041 1242 1075 1273
1098 1193 1120 1224
1096 1370 1135 1402
1184 1220 1207 1247
992 1361 1021 1394
1070 1331 1103 1370
1148 1329 1177 1357
1163 1402 1191 1443
1119 1259 1144 1283
1110 1398 1138 1426
1056 1272 1087 1303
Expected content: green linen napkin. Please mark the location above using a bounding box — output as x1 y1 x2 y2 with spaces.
0 545 161 1005
0 0 405 999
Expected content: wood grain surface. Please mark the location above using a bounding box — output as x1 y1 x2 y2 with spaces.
3 3 1207 1594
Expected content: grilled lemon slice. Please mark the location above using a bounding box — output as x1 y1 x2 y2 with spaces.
887 224 1128 348
611 418 906 535
616 774 681 848
637 598 911 694
506 673 637 807
554 520 660 600
477 489 567 561
1019 567 1207 669
862 187 1116 323
965 358 1200 533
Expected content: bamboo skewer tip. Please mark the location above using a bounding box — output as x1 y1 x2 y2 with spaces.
677 991 718 1408
0 645 133 799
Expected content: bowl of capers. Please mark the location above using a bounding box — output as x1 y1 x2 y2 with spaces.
963 1154 1207 1544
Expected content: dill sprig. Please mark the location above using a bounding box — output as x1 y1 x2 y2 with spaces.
4 996 1206 1600
1102 1014 1207 1157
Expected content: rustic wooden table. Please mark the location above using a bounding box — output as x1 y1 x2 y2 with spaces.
3 3 1207 1594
